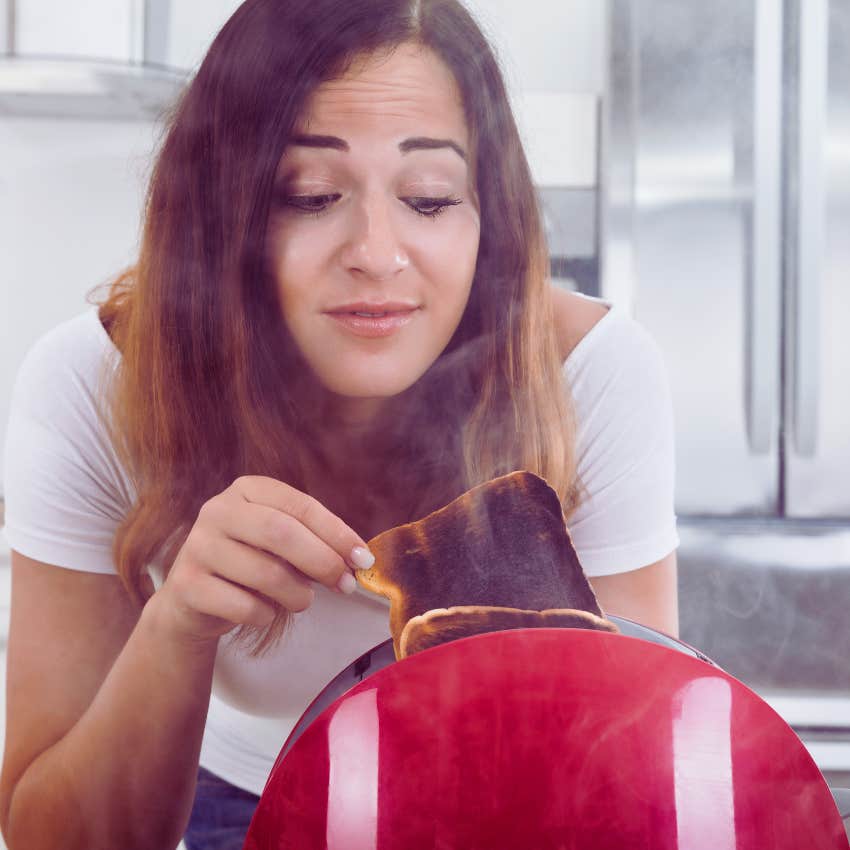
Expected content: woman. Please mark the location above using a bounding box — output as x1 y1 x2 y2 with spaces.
0 0 679 847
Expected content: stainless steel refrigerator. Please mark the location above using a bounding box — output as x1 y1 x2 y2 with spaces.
592 0 850 784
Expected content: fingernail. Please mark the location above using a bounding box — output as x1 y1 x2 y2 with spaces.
350 546 375 570
338 572 357 595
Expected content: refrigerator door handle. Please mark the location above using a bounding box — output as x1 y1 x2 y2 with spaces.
747 0 784 455
790 0 828 457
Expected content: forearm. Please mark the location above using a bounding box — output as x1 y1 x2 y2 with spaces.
4 594 218 850
589 553 680 638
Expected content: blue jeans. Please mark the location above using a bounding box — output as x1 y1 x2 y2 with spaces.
183 766 260 850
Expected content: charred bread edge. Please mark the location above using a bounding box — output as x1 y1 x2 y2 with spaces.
398 604 620 658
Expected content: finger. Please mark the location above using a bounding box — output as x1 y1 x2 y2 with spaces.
230 475 375 569
206 492 356 591
203 534 318 610
185 572 283 628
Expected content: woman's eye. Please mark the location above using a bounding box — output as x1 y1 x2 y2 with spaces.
282 194 340 216
278 193 463 219
406 196 463 219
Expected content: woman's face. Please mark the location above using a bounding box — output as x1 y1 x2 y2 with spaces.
267 42 481 420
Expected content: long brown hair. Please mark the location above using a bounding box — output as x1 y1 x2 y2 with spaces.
90 0 585 656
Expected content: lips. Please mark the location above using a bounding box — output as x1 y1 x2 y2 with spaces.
325 301 419 316
324 303 419 339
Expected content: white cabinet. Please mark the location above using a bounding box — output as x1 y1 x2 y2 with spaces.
16 0 136 62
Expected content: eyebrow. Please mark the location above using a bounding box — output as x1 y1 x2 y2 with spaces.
289 133 468 162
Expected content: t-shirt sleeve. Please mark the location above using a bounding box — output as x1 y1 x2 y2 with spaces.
1 321 127 574
564 311 680 577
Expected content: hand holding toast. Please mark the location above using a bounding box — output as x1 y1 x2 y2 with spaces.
151 475 374 646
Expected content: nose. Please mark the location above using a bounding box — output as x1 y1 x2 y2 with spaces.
340 191 410 280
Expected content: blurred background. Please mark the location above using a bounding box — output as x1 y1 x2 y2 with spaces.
0 0 848 841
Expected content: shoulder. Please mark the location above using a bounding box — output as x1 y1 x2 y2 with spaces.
3 311 132 570
556 295 679 583
11 309 112 413
549 286 611 362
6 308 121 487
549 287 669 396
551 289 675 463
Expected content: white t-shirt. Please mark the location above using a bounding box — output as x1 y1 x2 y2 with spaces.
1 294 680 795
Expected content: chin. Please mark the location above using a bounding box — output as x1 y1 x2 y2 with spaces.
322 376 416 400
316 361 430 401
